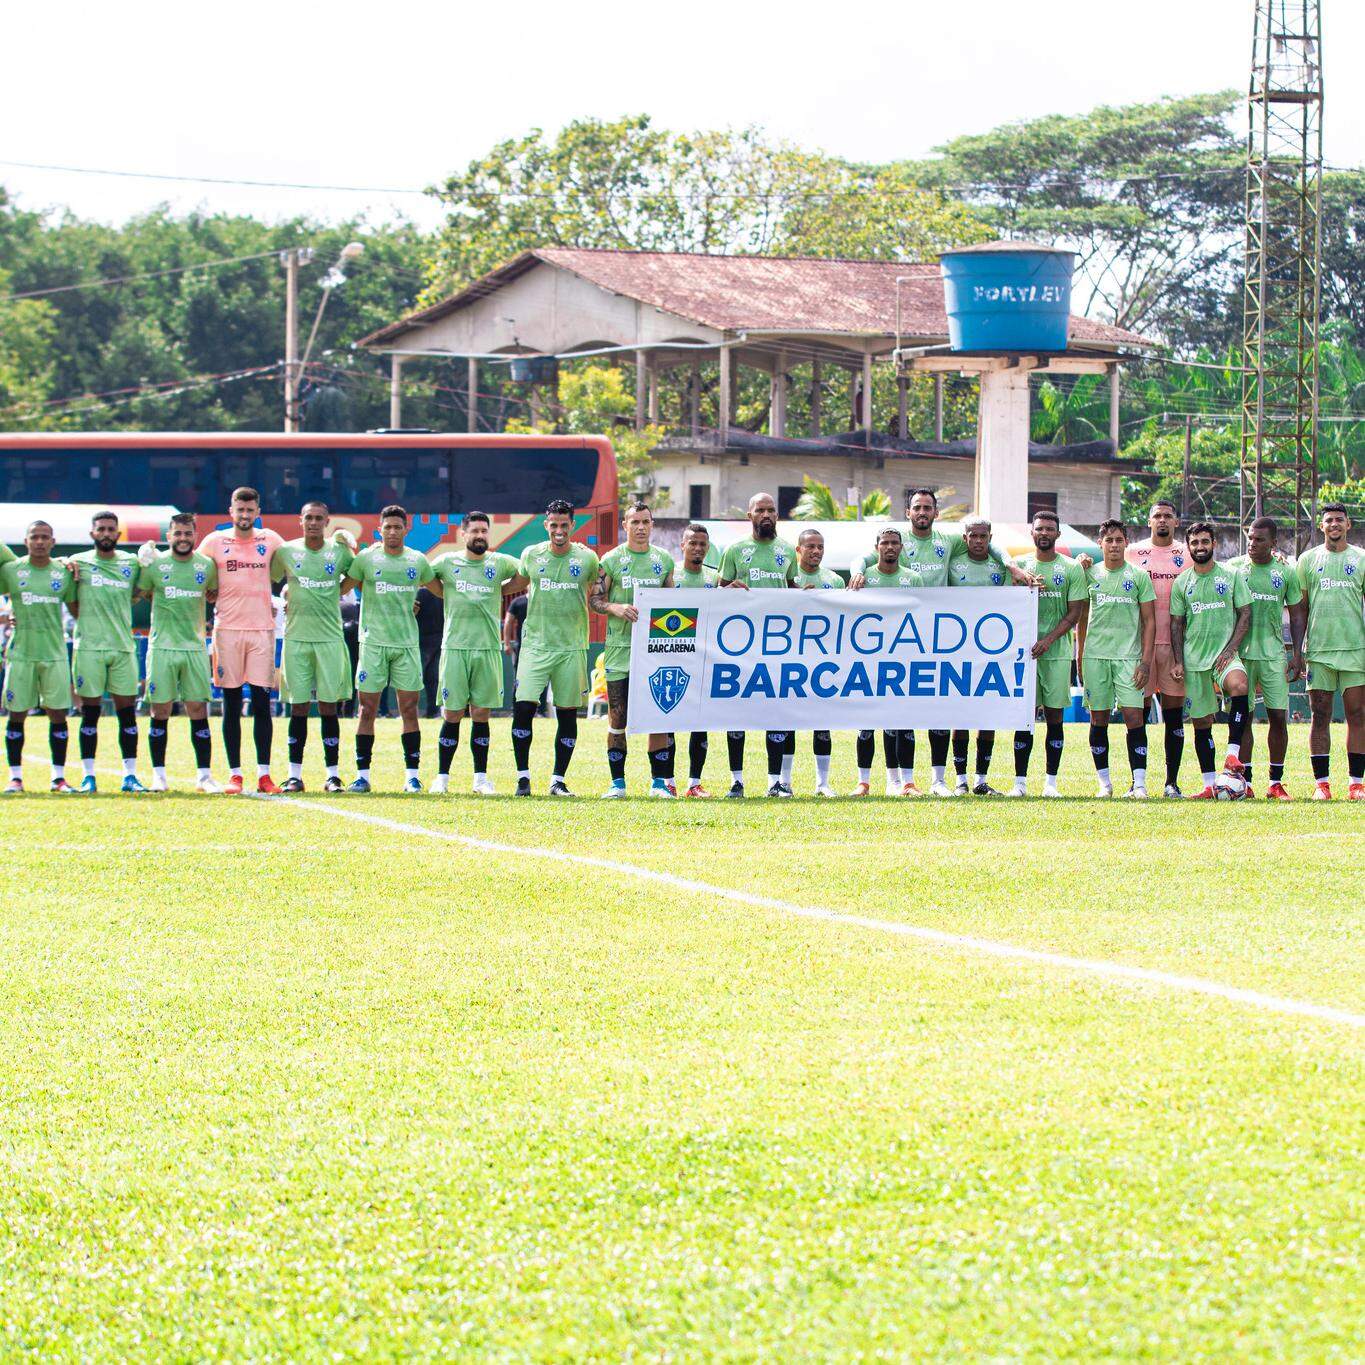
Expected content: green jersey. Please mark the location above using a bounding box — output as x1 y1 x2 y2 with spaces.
0 544 15 569
70 549 139 651
518 540 600 652
1016 553 1088 661
1170 563 1252 672
139 552 216 651
351 544 435 649
431 550 519 651
272 539 354 644
1084 562 1156 661
1295 544 1365 664
852 529 1004 587
674 563 718 589
718 536 796 588
1 556 72 661
1227 555 1303 660
860 562 921 588
949 553 1014 587
599 543 676 650
792 564 844 589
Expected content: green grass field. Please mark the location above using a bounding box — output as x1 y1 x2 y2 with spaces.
1 717 1361 1359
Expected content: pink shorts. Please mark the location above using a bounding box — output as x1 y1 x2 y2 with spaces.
212 629 277 690
1146 642 1185 700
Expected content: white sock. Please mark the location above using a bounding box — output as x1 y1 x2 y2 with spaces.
1202 770 1217 786
689 773 703 786
975 769 989 784
9 766 21 780
1132 768 1147 789
326 764 339 778
1014 776 1027 793
1044 774 1059 791
289 762 303 780
357 767 370 780
858 766 871 783
257 763 270 779
51 766 64 782
229 766 242 778
123 758 137 775
932 765 945 783
1095 766 1111 785
83 758 96 777
154 766 167 782
405 768 419 781
197 768 211 781
815 754 831 785
768 772 780 786
780 754 793 784
731 769 743 784
518 769 530 780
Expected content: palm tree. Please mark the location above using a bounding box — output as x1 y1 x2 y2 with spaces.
790 476 891 521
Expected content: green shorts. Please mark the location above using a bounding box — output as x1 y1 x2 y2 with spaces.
283 638 352 704
4 658 69 712
440 648 505 711
1305 658 1365 694
603 641 632 685
516 648 588 709
1244 656 1290 712
146 647 211 704
1083 656 1144 715
1185 656 1246 720
356 642 422 695
1035 654 1074 712
72 647 139 699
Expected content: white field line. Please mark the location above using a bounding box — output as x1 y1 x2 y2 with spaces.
262 797 1365 1032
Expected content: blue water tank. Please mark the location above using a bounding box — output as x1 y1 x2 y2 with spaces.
939 242 1076 352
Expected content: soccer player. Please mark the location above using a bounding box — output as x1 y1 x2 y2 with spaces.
1296 502 1365 800
791 528 843 797
946 515 1016 796
511 498 600 797
340 505 434 792
2 521 74 793
1229 517 1306 799
198 486 285 794
138 512 219 793
673 523 718 797
1011 510 1087 797
427 510 522 795
67 510 145 793
270 502 356 793
1078 520 1156 798
851 527 920 797
718 491 797 798
591 501 676 798
1169 523 1253 800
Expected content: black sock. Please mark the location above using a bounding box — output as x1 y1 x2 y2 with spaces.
1227 695 1249 750
355 731 375 773
1350 752 1365 782
688 732 708 781
1244 764 1254 785
249 684 272 767
1310 752 1330 781
438 720 461 775
765 730 786 778
320 713 340 770
49 718 68 770
856 730 875 770
882 729 900 773
553 708 577 778
952 730 968 777
1194 727 1216 777
661 736 677 780
1269 761 1284 784
1088 723 1110 773
1162 705 1184 786
648 745 672 779
1045 721 1064 776
470 720 490 774
607 735 627 782
79 702 101 761
221 687 243 767
190 718 212 769
929 729 950 768
512 701 536 772
1126 725 1149 779
5 720 22 769
813 730 832 757
288 715 308 767
975 731 995 776
1014 729 1034 777
149 719 168 768
726 731 745 776
899 731 914 772
401 728 421 772
116 706 137 761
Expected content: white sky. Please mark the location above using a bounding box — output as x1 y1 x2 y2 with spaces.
3 0 1358 229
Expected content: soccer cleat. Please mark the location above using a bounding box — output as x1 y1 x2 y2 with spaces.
815 783 836 798
1242 785 1256 800
4 778 22 794
1265 782 1291 801
1163 783 1183 799
850 781 871 797
1312 781 1332 801
322 776 344 793
78 775 98 794
778 782 794 798
472 774 496 796
195 775 222 794
1349 782 1365 802
223 775 244 796
684 783 711 799
766 781 793 798
601 782 628 800
429 774 449 795
929 779 955 798
257 775 282 795
151 773 170 793
725 781 745 799
902 782 924 798
1095 784 1113 799
1041 784 1062 798
346 776 371 794
649 779 675 798
954 778 969 796
548 779 573 797
1122 785 1148 800
884 780 902 798
280 777 305 794
404 776 422 794
1187 785 1216 800
50 778 73 793
1005 787 1026 798
121 774 148 794
514 777 532 797
971 781 1002 797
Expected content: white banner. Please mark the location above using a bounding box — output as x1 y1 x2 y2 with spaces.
626 588 1039 734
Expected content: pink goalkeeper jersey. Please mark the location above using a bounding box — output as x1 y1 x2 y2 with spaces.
1126 538 1189 645
198 527 285 631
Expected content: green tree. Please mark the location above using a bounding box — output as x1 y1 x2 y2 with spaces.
0 269 57 430
1119 423 1241 522
790 476 891 521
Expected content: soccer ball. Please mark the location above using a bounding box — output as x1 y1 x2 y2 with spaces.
1214 771 1247 801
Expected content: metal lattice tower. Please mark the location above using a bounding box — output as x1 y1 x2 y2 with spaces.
1240 0 1323 549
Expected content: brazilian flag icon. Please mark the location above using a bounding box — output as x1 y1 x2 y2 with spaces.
649 607 698 639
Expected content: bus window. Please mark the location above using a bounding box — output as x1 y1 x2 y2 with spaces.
255 452 337 510
449 447 596 512
0 450 106 504
103 450 213 509
339 451 449 513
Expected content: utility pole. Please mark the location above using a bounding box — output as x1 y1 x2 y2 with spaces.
281 248 312 433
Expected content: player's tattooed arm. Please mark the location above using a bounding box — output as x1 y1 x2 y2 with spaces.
588 571 612 616
1168 610 1185 682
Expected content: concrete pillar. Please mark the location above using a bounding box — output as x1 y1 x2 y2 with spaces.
635 348 647 432
689 359 700 437
861 353 873 437
974 366 1032 522
466 357 478 434
771 352 787 438
896 375 908 439
810 358 821 436
934 373 944 441
389 354 403 429
718 347 731 444
1108 365 1121 450
647 359 659 424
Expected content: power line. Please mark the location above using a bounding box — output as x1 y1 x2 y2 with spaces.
0 250 284 303
0 363 281 420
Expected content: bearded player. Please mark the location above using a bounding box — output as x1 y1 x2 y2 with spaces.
790 527 842 797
